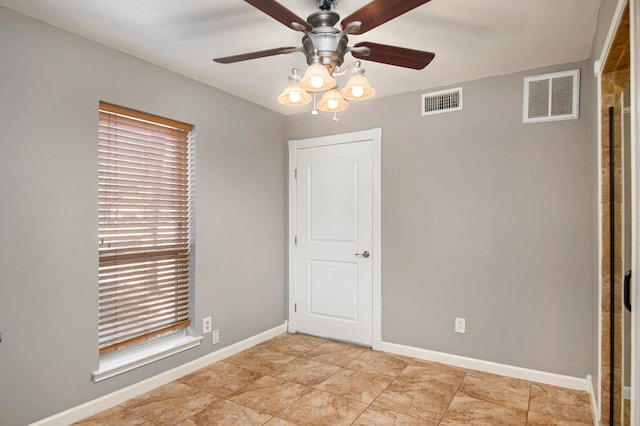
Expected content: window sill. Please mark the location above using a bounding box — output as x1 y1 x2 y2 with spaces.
92 334 203 382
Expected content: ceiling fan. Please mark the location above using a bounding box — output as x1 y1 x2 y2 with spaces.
213 0 435 72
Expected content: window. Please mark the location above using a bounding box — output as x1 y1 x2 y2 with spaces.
98 102 194 356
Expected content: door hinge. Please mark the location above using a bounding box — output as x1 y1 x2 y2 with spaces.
294 169 297 178
294 236 297 245
294 303 297 313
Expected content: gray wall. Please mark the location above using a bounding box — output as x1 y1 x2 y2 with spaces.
286 60 595 378
591 0 622 60
0 7 286 425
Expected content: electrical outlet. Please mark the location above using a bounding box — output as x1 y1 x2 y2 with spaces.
455 317 466 334
202 316 212 334
212 329 220 345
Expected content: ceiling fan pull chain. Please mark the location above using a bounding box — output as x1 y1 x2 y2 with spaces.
312 92 319 115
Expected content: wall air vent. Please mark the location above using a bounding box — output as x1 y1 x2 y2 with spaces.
422 87 463 116
523 69 579 123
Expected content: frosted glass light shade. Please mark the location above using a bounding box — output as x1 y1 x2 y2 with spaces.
316 89 349 112
340 73 375 101
278 81 312 106
299 64 336 92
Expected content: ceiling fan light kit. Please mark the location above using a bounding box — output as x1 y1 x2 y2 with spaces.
214 0 435 118
284 60 373 113
298 62 337 92
277 69 313 106
341 66 375 101
317 88 349 112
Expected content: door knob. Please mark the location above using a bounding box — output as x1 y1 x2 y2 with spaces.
355 251 370 258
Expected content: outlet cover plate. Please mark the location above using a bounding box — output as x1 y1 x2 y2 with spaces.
455 317 466 334
203 316 212 334
212 329 220 345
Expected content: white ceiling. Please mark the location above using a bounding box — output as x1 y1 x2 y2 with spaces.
0 0 602 115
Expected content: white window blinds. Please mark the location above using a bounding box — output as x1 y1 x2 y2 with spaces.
98 102 194 355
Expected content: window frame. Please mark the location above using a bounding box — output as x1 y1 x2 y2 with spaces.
94 102 198 380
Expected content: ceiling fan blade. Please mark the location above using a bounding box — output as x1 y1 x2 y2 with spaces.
352 42 435 70
244 0 312 31
341 0 431 35
213 46 299 64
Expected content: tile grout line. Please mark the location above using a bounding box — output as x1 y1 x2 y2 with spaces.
437 369 468 425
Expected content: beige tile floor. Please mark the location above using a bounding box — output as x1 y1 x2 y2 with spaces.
75 333 594 425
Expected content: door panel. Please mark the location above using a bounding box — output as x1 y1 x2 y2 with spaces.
309 260 358 321
295 140 373 345
310 158 358 242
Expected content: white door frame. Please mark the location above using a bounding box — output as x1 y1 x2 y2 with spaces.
595 0 639 423
630 0 640 423
287 128 382 345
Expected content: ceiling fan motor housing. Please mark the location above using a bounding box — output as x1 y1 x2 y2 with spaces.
303 11 348 72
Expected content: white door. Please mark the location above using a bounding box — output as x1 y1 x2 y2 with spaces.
291 131 379 346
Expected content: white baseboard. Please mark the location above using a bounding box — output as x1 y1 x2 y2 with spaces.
30 322 287 426
373 338 589 391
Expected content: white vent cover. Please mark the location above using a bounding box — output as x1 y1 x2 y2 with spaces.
523 69 579 123
422 87 463 116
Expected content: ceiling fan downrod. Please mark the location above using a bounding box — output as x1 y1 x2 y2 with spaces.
317 0 337 11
